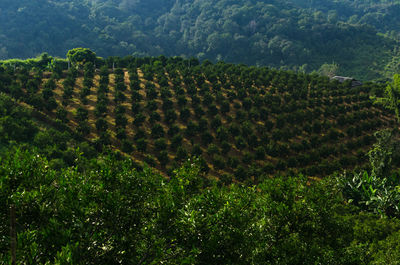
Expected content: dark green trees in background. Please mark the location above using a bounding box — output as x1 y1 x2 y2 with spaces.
1 0 400 79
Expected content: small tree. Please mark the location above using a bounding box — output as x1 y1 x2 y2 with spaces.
373 74 400 123
155 138 168 151
175 146 188 162
96 118 108 132
76 107 88 121
136 138 147 152
56 107 69 123
368 129 398 177
122 139 134 153
67 48 97 69
157 151 169 167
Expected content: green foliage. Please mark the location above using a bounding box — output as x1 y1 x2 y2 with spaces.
373 74 400 122
368 129 398 177
0 0 399 79
67 48 96 67
339 170 400 217
4 148 398 264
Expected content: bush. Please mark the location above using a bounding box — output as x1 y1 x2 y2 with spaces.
185 121 198 136
116 128 127 140
122 139 134 153
235 136 246 150
213 154 226 170
235 165 248 181
56 107 68 123
157 150 169 166
155 138 168 151
168 125 180 137
201 132 213 145
133 113 146 127
219 173 233 185
207 144 219 156
164 109 177 124
115 113 128 128
192 144 202 156
95 118 108 132
76 107 88 121
77 121 90 136
151 124 164 139
144 154 157 166
255 146 265 160
180 108 191 122
175 146 188 162
136 138 147 152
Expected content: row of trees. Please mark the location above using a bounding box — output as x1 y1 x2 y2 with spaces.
0 57 396 178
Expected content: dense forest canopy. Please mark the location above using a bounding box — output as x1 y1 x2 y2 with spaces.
1 0 400 79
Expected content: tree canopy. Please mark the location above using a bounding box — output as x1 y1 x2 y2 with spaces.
0 0 400 79
67 48 97 66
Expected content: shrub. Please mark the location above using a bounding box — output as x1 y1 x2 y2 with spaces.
164 109 177 124
235 136 247 150
115 113 128 128
192 144 202 156
136 138 147 152
220 100 230 114
56 107 68 123
235 165 248 181
151 124 164 138
175 146 188 162
201 132 214 145
168 124 180 137
255 146 266 160
116 128 127 140
76 107 88 121
121 139 134 153
157 150 169 166
185 121 198 136
213 154 226 170
95 118 108 132
155 138 168 151
171 134 183 149
207 144 219 156
77 121 90 136
180 108 191 122
144 154 157 166
133 113 146 127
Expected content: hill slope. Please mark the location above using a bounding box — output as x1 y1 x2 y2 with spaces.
0 0 399 79
0 57 396 181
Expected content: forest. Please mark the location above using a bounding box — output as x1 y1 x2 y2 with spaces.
1 0 400 80
1 50 400 263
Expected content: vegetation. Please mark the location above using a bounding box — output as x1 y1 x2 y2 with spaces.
1 0 400 79
1 147 400 264
0 51 400 263
0 55 396 180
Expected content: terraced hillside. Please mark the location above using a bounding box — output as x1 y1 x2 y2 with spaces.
0 58 396 181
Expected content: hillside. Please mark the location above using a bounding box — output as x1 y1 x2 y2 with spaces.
2 56 400 264
0 56 396 181
0 0 399 79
